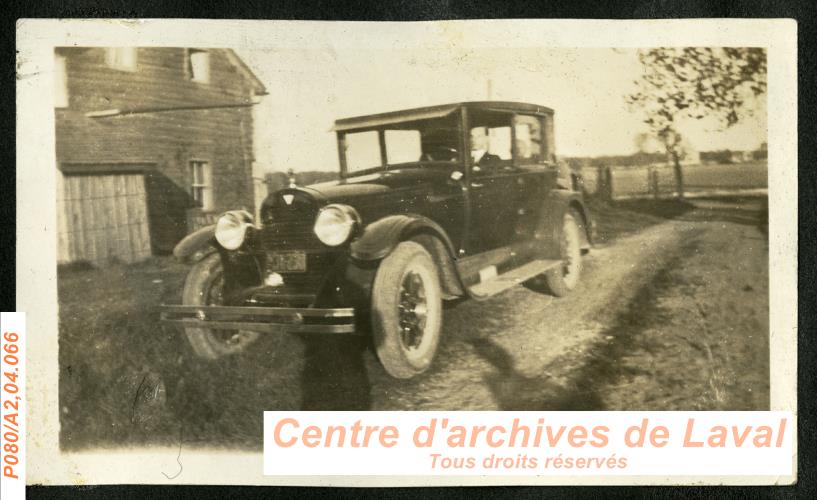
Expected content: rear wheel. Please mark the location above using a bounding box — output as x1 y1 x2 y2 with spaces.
181 253 260 359
527 210 583 297
371 241 443 379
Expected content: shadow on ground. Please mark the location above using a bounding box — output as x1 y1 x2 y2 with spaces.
468 244 689 411
297 334 372 410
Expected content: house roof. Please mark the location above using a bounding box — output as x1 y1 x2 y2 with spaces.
332 101 554 132
222 49 268 96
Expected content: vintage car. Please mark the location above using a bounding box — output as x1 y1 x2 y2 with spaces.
160 101 594 379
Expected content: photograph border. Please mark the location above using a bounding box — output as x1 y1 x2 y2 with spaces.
14 16 800 488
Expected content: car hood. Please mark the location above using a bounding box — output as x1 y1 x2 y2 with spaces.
310 167 455 200
260 166 456 224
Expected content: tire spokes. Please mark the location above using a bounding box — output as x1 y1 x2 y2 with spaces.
399 270 427 350
207 275 245 346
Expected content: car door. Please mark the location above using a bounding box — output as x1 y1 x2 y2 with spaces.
465 112 546 255
463 118 509 254
509 113 558 242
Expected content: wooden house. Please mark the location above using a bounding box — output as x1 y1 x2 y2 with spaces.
54 47 267 265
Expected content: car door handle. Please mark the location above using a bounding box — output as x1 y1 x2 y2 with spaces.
470 182 484 188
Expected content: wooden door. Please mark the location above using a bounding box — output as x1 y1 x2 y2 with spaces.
57 172 152 266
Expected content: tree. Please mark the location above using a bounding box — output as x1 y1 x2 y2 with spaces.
626 48 766 198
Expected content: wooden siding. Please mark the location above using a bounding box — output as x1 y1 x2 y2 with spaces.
57 172 152 266
55 47 260 255
56 47 256 115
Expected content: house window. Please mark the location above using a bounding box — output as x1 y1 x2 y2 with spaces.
187 49 210 84
54 54 68 108
105 47 138 71
190 161 213 210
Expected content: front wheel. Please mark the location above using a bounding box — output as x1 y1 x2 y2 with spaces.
371 241 443 379
181 253 260 359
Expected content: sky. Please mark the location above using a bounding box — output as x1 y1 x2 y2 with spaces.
237 47 767 174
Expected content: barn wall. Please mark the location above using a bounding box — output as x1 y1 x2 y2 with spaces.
55 47 258 254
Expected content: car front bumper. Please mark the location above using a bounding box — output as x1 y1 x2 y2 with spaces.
159 304 357 334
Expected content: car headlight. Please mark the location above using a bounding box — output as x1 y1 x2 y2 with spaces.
314 204 360 246
215 210 254 250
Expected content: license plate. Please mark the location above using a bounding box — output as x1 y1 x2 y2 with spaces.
267 251 307 272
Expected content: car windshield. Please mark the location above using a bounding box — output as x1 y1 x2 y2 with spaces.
340 113 461 175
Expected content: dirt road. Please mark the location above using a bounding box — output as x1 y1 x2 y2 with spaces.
58 196 769 449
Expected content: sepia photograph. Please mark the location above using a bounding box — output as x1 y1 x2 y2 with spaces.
9 13 803 489
51 41 771 453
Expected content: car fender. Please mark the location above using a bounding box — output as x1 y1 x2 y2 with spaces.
566 195 594 248
349 214 464 298
350 214 456 261
534 190 593 259
173 224 217 262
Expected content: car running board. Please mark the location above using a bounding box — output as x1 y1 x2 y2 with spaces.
467 259 562 299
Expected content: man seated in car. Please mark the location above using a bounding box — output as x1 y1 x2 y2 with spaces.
420 128 460 162
470 127 501 166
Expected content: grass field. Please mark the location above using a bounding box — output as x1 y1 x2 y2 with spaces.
583 160 767 198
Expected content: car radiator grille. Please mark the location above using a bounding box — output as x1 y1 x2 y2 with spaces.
258 193 337 296
261 198 322 250
261 221 320 250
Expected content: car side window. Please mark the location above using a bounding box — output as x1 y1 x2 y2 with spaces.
469 125 511 173
513 114 544 163
487 126 512 160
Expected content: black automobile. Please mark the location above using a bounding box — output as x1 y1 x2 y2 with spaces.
160 101 594 379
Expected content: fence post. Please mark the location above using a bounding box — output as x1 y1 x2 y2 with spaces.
649 166 660 199
596 165 613 200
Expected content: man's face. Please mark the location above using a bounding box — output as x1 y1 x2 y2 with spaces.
470 127 488 151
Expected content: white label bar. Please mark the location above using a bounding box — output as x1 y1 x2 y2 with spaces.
264 411 793 477
1 313 25 499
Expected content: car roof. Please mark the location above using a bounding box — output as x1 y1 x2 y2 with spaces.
332 101 554 132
